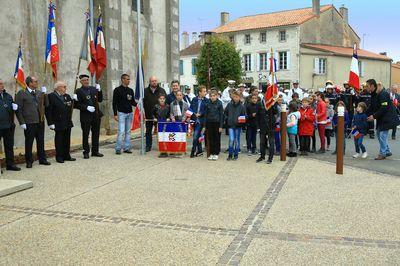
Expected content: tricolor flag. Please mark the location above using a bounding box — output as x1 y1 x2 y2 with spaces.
80 12 97 76
14 42 26 88
131 64 145 131
265 50 279 110
95 10 107 81
158 122 188 153
238 115 246 124
198 134 205 143
45 1 59 79
351 128 363 140
348 43 360 93
185 109 194 118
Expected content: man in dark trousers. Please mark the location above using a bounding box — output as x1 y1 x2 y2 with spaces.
46 81 75 163
143 76 166 152
16 76 50 168
0 79 21 171
365 79 400 160
112 74 137 154
257 97 278 164
74 74 103 159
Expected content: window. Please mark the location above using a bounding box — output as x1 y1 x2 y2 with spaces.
260 32 267 43
259 53 268 71
314 58 327 75
132 0 144 13
179 60 184 75
245 34 251 44
229 35 235 43
244 54 252 72
279 51 288 70
191 58 197 75
279 30 286 42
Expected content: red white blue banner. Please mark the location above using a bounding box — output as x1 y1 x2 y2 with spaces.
348 43 360 93
14 43 26 88
45 1 59 79
158 122 188 153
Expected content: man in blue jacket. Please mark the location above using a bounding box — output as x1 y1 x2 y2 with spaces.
189 86 209 158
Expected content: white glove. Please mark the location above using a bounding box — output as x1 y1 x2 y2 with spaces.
95 84 101 91
21 124 27 130
12 103 18 111
41 86 47 93
72 94 78 101
87 106 95 113
49 124 55 130
350 89 355 95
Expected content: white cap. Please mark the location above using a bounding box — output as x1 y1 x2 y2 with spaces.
326 84 334 89
227 80 236 85
238 83 245 87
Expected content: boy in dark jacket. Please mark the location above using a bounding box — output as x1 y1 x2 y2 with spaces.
205 89 224 160
153 94 170 158
224 90 246 160
245 94 260 155
189 86 209 158
352 102 368 158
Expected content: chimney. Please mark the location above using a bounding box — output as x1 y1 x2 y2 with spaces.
339 5 348 24
191 32 198 44
380 52 387 56
220 12 230 26
312 0 320 17
181 31 189 49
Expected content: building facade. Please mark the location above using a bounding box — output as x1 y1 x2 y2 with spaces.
392 62 400 86
0 0 179 147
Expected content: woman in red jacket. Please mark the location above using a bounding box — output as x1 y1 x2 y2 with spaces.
298 97 316 155
316 92 327 153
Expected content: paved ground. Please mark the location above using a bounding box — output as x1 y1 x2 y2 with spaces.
0 134 399 265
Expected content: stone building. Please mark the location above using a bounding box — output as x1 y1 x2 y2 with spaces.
180 1 391 91
392 62 400 86
0 0 179 147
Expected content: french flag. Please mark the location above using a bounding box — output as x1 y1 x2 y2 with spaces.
131 64 145 131
80 12 97 76
351 128 363 139
14 43 26 88
45 1 59 79
95 11 107 81
265 51 278 110
348 43 360 93
238 115 246 124
185 109 194 118
158 122 188 153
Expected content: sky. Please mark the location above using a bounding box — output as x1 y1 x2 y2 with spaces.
179 0 400 62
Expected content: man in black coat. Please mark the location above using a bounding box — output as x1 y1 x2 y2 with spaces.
257 99 278 164
46 81 75 163
143 76 166 152
366 79 400 160
0 79 21 171
389 85 400 140
74 74 103 159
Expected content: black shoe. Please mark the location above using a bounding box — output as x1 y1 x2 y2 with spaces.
26 163 32 168
256 157 264 163
83 153 89 159
56 159 64 163
92 153 104 157
227 155 233 161
39 161 51 166
370 135 375 139
7 165 21 171
145 147 151 152
158 153 168 158
266 159 272 164
386 152 393 157
190 153 195 158
124 150 132 154
196 152 204 157
65 158 76 161
233 156 238 161
392 136 396 140
316 149 326 154
310 148 316 153
116 150 121 155
332 151 337 155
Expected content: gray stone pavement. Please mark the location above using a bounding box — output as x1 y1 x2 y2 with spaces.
0 135 399 265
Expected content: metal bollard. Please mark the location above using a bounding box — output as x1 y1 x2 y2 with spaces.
336 106 345 175
280 104 287 162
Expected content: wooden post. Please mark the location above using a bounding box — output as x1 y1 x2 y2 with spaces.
336 106 345 175
280 104 287 161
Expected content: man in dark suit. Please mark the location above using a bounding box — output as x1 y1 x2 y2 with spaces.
15 76 50 168
46 81 76 163
74 74 103 159
0 79 21 171
389 85 400 140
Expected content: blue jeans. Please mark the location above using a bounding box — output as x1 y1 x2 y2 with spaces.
228 128 241 157
377 130 390 156
115 112 133 152
191 123 203 155
274 131 281 152
354 136 366 153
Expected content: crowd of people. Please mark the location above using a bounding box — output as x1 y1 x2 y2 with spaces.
0 74 399 172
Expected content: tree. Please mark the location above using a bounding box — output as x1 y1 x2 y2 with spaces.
196 36 242 90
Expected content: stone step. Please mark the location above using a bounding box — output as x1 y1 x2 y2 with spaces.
0 179 33 197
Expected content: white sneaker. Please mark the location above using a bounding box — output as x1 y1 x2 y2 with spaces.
213 155 218 160
361 152 368 159
208 155 213 160
353 153 360 158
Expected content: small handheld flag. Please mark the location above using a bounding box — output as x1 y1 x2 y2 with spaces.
198 134 205 143
238 115 246 124
45 1 59 79
185 109 194 118
348 43 360 93
351 128 363 139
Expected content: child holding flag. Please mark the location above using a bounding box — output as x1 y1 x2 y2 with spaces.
224 91 246 161
286 102 301 157
352 102 368 158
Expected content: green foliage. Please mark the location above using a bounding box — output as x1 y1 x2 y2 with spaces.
195 37 242 91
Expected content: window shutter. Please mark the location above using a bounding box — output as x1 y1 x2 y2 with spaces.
275 51 280 70
251 54 255 72
266 52 271 72
361 61 365 77
314 58 320 74
286 51 291 70
256 54 260 71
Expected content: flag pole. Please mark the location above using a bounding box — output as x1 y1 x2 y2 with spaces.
137 0 145 155
89 0 95 86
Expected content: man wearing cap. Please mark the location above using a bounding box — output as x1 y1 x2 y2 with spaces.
16 76 50 168
287 81 303 102
0 79 21 171
46 81 75 163
221 80 236 109
74 74 103 159
356 83 375 138
324 84 338 106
